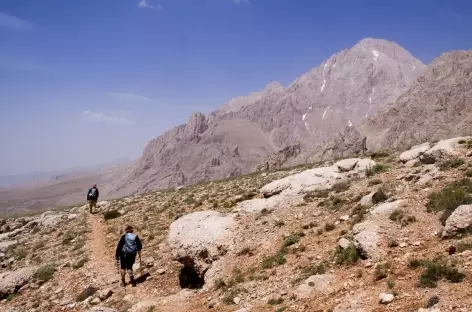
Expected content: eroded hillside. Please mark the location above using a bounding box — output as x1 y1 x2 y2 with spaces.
2 137 472 312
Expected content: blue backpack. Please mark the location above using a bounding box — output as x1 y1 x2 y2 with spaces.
122 233 138 254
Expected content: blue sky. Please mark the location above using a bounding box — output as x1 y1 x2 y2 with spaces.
0 0 471 175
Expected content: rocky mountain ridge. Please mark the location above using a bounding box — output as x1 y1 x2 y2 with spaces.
109 37 426 197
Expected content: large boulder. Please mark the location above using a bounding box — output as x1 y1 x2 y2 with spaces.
167 211 236 281
261 166 341 197
353 221 380 260
425 137 472 158
234 195 303 213
0 266 37 299
399 143 431 163
372 200 404 216
442 205 472 238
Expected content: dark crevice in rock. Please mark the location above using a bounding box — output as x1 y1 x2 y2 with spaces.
179 265 205 289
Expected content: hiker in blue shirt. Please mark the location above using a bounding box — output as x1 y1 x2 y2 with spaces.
115 225 142 287
86 184 99 213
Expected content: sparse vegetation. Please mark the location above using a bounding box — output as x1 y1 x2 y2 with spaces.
389 209 417 227
456 241 472 253
268 298 284 305
62 230 77 245
388 239 399 248
332 181 350 193
75 286 98 302
366 164 389 177
408 258 425 269
426 295 440 308
387 279 395 289
324 223 335 232
33 240 45 251
334 246 360 265
299 262 326 280
73 257 89 269
368 178 382 186
438 157 465 171
104 210 121 220
418 261 465 288
261 252 287 269
374 262 392 281
350 204 369 226
237 247 254 257
303 190 330 202
283 233 303 248
13 247 28 259
369 151 391 159
34 264 56 283
426 178 472 225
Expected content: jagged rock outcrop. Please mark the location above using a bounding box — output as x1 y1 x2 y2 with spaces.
109 38 425 196
257 144 302 171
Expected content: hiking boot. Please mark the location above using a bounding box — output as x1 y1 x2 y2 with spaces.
130 276 136 287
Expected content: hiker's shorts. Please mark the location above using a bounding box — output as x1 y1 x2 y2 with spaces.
120 253 136 270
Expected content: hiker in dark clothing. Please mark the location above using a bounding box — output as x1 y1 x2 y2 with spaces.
86 184 99 213
115 225 142 287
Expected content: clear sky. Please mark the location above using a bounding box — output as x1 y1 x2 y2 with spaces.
1 0 471 175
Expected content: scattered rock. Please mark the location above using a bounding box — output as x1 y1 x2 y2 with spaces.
97 288 113 301
294 274 335 299
379 293 394 304
340 215 350 221
372 200 404 215
338 238 353 249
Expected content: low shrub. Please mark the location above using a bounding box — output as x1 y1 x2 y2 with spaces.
419 261 465 288
103 210 121 220
334 246 360 265
426 179 472 225
34 264 56 283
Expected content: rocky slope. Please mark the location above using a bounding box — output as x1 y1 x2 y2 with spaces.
361 49 472 152
109 38 426 196
2 135 472 312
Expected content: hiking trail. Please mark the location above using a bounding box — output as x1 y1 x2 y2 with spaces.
86 213 119 287
85 213 205 312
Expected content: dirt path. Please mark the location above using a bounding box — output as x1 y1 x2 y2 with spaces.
86 214 120 287
84 213 201 312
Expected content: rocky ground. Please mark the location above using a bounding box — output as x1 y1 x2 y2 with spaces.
2 137 472 312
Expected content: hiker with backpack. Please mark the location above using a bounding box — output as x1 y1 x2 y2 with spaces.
115 225 142 287
86 184 99 213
